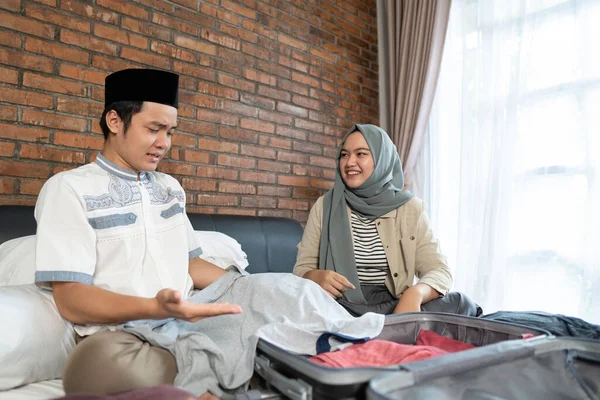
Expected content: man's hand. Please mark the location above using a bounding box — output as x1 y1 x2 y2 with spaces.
155 289 242 322
303 270 356 298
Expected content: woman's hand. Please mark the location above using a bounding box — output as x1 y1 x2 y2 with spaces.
154 289 242 322
303 270 356 298
393 283 441 314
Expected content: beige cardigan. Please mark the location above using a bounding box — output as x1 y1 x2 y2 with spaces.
293 195 453 298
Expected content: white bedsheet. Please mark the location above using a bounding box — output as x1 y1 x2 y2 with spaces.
0 379 64 400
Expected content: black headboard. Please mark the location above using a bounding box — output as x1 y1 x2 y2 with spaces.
0 206 303 274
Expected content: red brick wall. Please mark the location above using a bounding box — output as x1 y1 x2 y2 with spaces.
0 0 379 223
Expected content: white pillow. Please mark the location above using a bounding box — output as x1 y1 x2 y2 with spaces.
0 235 36 286
0 284 76 390
195 231 249 270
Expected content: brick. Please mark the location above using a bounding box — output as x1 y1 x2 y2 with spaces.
19 179 45 196
308 110 337 125
0 86 53 108
240 93 275 110
241 42 270 60
57 98 103 117
219 182 256 195
291 49 319 66
293 141 322 155
0 67 17 85
187 206 215 214
179 92 217 109
96 24 149 49
255 85 289 102
20 143 85 163
201 29 241 50
97 0 148 19
178 105 196 119
276 126 306 140
219 127 257 144
200 3 240 25
291 71 320 88
278 198 309 210
0 10 54 38
25 3 90 32
134 0 172 13
173 61 216 81
173 35 216 55
256 59 290 79
278 34 307 51
257 110 292 126
181 178 217 192
152 14 195 36
259 135 291 150
60 0 119 24
278 175 308 187
54 131 104 150
222 0 256 19
0 0 20 11
92 55 136 73
0 123 51 142
278 78 309 96
241 119 275 134
177 120 217 136
257 185 291 197
198 138 239 154
0 197 37 206
23 73 86 97
217 154 255 169
0 105 17 121
242 20 276 40
157 161 195 176
258 209 292 218
0 29 22 48
217 208 256 216
240 144 275 159
181 149 216 164
292 95 321 111
217 74 255 93
173 6 216 28
293 187 322 199
22 109 87 132
276 103 307 118
310 178 334 190
277 55 309 74
0 177 14 194
258 160 290 174
241 196 277 208
220 24 257 44
58 65 103 85
197 82 239 100
171 0 198 10
0 142 16 157
0 160 50 178
122 47 171 69
122 17 171 42
25 37 88 63
294 118 323 133
217 101 257 118
240 171 276 184
243 69 276 86
196 194 238 206
278 151 309 164
0 48 54 73
196 166 238 181
197 110 237 126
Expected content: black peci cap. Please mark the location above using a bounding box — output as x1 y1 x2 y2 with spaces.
104 68 179 109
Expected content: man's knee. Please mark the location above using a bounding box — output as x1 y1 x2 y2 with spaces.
63 331 177 394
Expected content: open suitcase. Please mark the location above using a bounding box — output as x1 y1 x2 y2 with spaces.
251 312 550 400
366 336 600 400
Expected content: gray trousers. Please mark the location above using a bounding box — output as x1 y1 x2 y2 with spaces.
337 285 483 317
63 331 178 395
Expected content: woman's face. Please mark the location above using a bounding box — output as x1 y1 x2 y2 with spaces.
339 130 375 189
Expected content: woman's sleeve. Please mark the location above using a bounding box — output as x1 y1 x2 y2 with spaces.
293 196 324 277
413 202 453 295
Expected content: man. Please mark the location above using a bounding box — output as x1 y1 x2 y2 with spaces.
34 69 240 398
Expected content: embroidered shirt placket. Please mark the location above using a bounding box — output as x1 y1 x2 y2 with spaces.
137 175 175 289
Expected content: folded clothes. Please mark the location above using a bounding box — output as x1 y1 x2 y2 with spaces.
310 330 475 368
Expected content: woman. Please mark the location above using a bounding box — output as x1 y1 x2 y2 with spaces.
293 124 480 317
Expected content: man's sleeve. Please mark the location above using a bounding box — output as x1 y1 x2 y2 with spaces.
34 175 97 289
184 213 203 260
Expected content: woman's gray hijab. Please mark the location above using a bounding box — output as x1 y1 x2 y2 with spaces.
319 124 414 304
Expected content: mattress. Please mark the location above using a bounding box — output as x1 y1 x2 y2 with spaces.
0 379 64 400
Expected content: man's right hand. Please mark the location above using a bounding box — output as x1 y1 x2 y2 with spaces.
155 289 242 322
303 270 356 299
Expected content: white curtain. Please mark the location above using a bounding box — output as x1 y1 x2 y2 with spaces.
420 0 600 323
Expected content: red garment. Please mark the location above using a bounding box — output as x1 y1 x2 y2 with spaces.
309 330 475 368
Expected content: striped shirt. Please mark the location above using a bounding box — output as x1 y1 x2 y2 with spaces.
350 210 389 285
